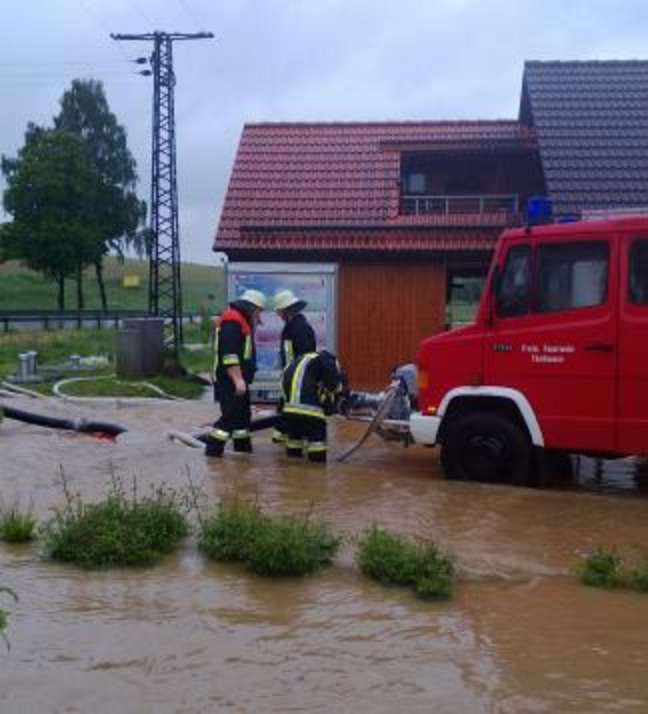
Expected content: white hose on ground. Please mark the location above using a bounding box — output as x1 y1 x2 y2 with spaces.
0 388 23 398
52 375 185 404
165 429 206 448
0 381 47 399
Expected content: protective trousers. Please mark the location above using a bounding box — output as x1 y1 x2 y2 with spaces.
207 378 252 456
283 413 328 463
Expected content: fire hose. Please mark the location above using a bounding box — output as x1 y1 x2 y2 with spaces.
1 403 127 438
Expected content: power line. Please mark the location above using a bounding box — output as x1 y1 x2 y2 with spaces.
0 60 127 68
77 0 131 61
176 0 203 29
125 0 158 30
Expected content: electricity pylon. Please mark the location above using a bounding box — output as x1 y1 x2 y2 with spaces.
111 31 214 357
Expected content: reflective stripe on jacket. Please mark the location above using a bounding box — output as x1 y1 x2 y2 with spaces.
282 352 326 421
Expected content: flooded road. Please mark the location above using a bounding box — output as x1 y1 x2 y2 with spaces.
2 396 648 712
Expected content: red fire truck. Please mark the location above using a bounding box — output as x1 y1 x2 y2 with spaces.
410 214 648 486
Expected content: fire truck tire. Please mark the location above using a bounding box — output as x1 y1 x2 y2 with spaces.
440 411 532 485
534 449 574 488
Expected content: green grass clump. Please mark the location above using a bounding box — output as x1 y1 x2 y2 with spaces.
355 526 419 586
412 542 456 600
0 503 36 543
578 548 648 594
40 477 189 569
356 526 456 600
198 502 341 577
245 517 340 577
578 548 624 589
198 505 264 562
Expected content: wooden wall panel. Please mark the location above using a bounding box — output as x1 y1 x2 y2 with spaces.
337 262 446 390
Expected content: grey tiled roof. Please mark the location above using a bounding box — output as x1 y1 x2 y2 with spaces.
520 60 648 216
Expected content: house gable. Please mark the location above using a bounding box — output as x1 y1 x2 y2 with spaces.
521 60 648 216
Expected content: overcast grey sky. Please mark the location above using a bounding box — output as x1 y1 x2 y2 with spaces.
2 0 648 264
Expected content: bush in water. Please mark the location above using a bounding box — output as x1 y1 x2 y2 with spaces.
578 548 624 589
355 526 419 587
198 504 264 563
198 502 341 577
245 517 340 577
40 473 188 568
356 525 456 600
412 542 456 600
0 501 36 543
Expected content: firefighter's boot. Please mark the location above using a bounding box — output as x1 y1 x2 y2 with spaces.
205 438 225 458
205 428 228 458
285 438 304 458
233 431 253 453
271 428 286 445
307 442 327 463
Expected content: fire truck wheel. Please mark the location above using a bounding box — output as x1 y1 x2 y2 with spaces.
440 411 532 485
534 449 574 488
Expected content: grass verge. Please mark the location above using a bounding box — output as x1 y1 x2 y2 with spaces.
0 326 211 396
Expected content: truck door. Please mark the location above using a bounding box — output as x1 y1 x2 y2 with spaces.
617 236 648 453
485 236 617 452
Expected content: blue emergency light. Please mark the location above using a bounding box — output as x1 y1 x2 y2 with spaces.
526 196 553 225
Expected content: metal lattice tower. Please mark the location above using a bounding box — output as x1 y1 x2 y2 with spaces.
111 31 213 356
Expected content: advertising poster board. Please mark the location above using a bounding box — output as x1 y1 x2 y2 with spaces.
226 262 337 398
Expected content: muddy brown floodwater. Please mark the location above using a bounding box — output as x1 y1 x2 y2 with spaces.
2 396 648 713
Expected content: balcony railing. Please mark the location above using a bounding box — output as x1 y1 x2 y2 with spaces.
400 193 519 217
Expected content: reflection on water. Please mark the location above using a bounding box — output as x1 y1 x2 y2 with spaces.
574 454 648 495
2 398 648 712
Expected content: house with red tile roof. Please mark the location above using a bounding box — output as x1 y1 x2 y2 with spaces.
214 60 648 389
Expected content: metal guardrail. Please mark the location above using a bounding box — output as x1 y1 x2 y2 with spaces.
400 193 519 217
0 310 204 333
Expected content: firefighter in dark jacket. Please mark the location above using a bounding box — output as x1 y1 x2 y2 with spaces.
205 289 266 458
271 289 317 444
281 350 343 463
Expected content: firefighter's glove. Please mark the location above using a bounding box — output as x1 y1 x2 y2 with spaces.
321 390 337 416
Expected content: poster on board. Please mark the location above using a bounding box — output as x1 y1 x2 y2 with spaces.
226 263 337 397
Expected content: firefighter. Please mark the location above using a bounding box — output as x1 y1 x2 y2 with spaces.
281 350 344 463
205 288 266 458
271 288 317 445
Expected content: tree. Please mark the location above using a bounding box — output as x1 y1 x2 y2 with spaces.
2 128 101 308
54 79 146 308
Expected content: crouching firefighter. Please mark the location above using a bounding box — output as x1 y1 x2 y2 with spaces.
271 288 317 445
281 350 344 463
205 289 266 458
